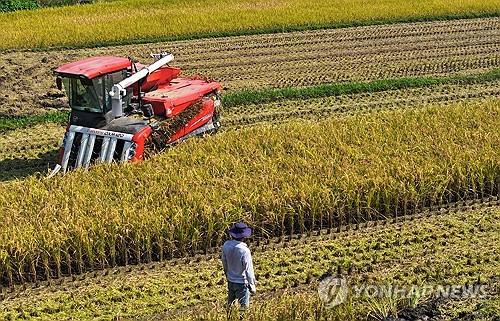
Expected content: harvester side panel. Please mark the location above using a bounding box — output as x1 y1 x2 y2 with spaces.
143 78 221 117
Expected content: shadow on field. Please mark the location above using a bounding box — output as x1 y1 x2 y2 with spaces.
0 150 58 181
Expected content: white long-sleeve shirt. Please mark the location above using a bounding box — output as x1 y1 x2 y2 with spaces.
221 240 256 287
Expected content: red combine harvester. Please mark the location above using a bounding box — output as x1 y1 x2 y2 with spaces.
50 53 221 175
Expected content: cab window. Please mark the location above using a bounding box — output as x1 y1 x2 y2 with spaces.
63 77 101 113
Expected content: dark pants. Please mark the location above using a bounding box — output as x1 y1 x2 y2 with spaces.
227 281 250 309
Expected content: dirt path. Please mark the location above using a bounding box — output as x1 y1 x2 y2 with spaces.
0 17 498 117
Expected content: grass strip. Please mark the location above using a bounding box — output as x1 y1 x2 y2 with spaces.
223 69 500 107
2 69 499 132
1 207 498 320
0 111 68 133
0 0 498 51
0 100 498 286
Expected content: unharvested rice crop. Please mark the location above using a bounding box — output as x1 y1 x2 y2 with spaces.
0 100 498 285
1 2 499 320
0 0 498 50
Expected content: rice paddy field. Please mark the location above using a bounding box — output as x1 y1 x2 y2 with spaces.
0 1 499 320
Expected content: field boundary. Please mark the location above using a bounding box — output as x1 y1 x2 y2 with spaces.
2 12 499 53
2 69 499 133
1 196 498 296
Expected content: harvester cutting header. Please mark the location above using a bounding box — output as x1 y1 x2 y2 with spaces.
50 53 222 175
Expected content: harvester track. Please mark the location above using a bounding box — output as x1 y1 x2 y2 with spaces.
1 196 498 295
0 17 498 117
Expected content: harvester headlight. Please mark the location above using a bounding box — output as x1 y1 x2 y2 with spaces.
128 143 137 160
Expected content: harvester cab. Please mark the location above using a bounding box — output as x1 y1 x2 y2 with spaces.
55 57 131 128
50 53 222 175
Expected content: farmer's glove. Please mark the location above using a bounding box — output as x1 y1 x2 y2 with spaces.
248 283 256 295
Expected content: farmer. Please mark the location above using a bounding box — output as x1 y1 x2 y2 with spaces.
221 222 256 310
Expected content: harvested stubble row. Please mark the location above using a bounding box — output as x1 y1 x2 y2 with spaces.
1 207 499 320
166 288 500 321
1 17 499 117
147 17 500 90
0 123 64 181
222 80 500 126
0 100 499 285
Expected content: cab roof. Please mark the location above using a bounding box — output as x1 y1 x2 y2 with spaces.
55 56 131 79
